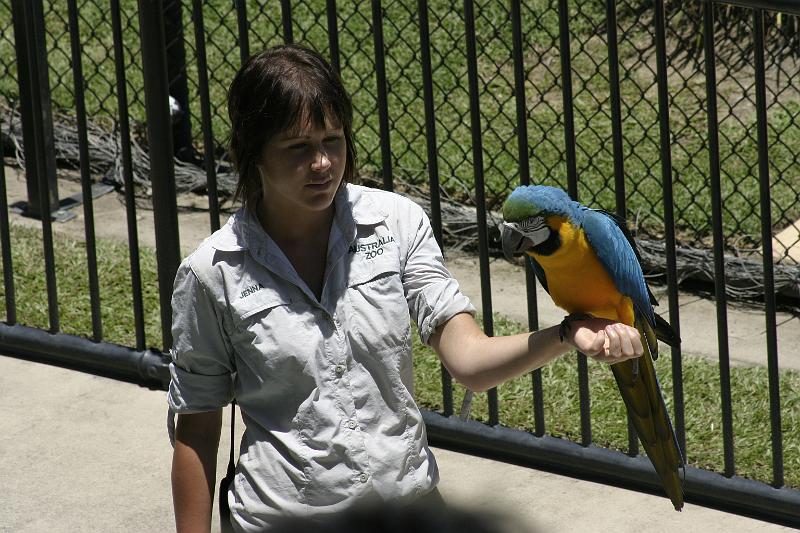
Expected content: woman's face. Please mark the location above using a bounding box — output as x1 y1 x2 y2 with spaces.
256 115 347 217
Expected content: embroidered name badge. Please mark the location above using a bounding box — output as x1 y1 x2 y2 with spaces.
239 282 264 299
348 235 395 260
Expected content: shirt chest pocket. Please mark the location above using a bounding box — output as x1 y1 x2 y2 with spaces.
227 289 295 358
344 249 410 354
228 288 321 420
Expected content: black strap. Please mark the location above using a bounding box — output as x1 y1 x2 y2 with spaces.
228 400 236 471
219 401 237 532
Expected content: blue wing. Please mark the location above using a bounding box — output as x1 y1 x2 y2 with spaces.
581 209 655 326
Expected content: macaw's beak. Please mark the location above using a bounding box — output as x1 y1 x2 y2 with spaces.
501 222 530 261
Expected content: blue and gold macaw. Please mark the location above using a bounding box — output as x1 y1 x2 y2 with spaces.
501 185 684 511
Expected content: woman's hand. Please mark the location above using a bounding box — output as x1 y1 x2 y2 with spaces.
567 317 644 364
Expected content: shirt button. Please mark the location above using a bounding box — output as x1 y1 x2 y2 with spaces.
335 365 345 375
359 473 368 483
347 420 357 430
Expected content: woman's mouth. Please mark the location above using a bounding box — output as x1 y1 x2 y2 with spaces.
305 177 333 190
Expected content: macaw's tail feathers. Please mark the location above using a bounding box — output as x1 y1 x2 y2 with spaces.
654 313 680 348
611 316 685 511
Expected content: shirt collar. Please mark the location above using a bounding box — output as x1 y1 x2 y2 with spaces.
209 210 248 252
338 183 388 226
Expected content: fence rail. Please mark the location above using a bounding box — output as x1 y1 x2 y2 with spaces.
0 0 798 527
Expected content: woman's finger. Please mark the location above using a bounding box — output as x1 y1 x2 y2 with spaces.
589 329 606 356
615 323 635 358
604 324 621 359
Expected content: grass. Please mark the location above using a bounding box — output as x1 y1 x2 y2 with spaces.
1 222 797 490
1 1 799 247
0 224 161 348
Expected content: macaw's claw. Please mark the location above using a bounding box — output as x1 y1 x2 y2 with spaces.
558 312 595 343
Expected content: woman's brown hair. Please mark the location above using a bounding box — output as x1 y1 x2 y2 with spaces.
227 44 357 211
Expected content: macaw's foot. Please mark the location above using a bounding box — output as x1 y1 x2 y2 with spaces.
558 312 596 342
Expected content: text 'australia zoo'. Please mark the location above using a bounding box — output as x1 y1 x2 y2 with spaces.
348 236 395 259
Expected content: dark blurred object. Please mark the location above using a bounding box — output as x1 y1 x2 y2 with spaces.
268 499 534 533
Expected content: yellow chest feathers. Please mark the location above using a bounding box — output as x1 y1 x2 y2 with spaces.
529 216 626 318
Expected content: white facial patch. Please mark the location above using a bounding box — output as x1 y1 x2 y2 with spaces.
503 216 551 246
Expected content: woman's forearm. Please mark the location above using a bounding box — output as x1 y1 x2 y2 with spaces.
431 313 569 392
172 411 223 533
430 312 641 392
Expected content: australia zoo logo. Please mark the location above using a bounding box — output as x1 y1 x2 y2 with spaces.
348 236 395 260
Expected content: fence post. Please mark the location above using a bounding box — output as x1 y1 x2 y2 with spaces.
137 0 181 351
10 0 59 218
163 0 194 162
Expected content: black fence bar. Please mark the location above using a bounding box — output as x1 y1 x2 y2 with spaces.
464 0 498 426
191 0 221 234
11 0 59 219
326 0 340 74
111 0 146 351
703 0 735 477
605 0 638 458
557 0 591 446
511 0 529 190
653 0 686 456
370 0 393 192
138 0 181 351
510 0 544 436
0 322 170 390
0 118 15 326
163 0 193 162
67 0 103 342
605 0 626 221
235 0 250 65
752 8 784 488
422 410 800 528
418 3 442 250
280 0 293 44
557 0 578 200
417 0 452 417
12 0 59 332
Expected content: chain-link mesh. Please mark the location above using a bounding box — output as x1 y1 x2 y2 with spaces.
0 2 17 112
0 0 798 260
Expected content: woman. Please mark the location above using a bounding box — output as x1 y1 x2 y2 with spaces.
168 44 642 532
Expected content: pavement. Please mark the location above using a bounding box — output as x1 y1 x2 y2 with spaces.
1 167 798 531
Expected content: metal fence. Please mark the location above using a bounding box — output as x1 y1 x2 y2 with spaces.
3 0 800 254
0 0 799 526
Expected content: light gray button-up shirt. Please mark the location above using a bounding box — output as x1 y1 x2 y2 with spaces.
168 184 475 531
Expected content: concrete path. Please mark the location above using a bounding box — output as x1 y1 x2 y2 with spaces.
1 355 792 533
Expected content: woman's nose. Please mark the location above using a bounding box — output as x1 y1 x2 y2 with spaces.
311 146 331 172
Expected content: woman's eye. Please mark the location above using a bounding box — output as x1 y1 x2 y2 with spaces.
324 136 342 144
287 143 307 151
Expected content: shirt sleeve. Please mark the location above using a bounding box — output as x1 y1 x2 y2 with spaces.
400 201 476 345
167 260 235 414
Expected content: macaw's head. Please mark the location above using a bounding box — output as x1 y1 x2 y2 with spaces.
500 185 577 259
